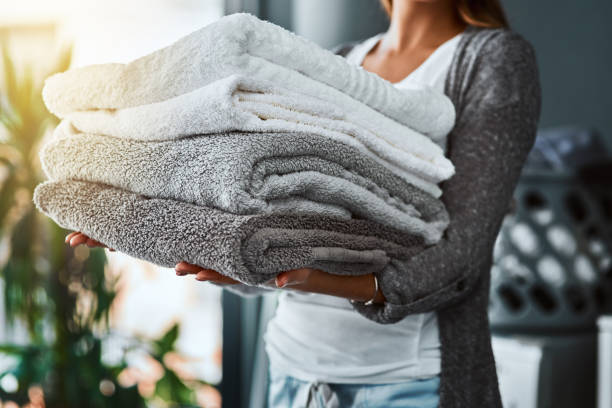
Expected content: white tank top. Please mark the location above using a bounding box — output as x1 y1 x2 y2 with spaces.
264 31 462 384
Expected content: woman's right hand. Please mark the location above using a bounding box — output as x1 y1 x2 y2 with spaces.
65 231 114 251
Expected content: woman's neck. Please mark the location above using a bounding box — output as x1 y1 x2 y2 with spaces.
383 1 466 52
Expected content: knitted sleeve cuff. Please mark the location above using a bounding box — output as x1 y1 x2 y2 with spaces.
348 273 469 324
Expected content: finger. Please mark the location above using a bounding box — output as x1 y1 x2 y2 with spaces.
86 238 106 248
276 269 312 288
176 269 188 276
216 276 240 284
175 264 203 276
69 233 89 247
175 262 204 275
275 272 288 288
195 270 239 284
195 269 224 281
65 231 80 243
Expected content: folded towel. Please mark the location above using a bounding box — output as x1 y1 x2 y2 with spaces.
42 13 455 139
42 125 449 244
62 75 454 188
34 180 425 285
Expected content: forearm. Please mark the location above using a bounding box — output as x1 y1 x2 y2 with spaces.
287 270 386 303
350 33 541 323
179 262 386 302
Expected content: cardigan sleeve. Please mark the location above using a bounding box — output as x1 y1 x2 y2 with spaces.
350 31 542 324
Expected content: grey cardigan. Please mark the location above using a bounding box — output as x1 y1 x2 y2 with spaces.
227 26 541 408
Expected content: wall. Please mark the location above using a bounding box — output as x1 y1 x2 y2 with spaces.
291 0 388 49
262 0 388 48
502 0 612 147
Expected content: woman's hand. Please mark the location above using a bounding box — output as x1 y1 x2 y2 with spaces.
64 234 384 302
65 231 115 251
175 262 241 284
174 262 308 287
175 262 386 304
174 262 315 287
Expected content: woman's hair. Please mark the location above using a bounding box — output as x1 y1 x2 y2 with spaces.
379 0 509 29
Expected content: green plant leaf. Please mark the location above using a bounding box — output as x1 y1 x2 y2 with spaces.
154 369 195 404
153 323 180 357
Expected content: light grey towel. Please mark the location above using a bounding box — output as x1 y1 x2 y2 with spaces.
41 125 449 244
33 180 424 285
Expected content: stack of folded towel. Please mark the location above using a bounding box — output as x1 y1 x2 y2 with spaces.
34 13 456 286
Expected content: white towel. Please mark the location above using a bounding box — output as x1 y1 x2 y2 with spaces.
64 75 453 193
42 13 455 140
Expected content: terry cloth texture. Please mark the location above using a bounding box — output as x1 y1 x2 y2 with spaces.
42 124 449 244
230 26 541 408
33 180 425 285
42 13 455 140
59 75 453 195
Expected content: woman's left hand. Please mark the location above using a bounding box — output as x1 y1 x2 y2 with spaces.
174 262 385 303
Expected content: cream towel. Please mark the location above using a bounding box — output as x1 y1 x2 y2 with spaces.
42 13 455 140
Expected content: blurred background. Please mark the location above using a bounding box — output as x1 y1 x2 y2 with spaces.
0 0 611 407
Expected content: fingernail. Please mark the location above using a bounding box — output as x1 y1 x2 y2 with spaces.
275 276 287 288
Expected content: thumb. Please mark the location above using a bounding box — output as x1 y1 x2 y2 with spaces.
276 269 312 288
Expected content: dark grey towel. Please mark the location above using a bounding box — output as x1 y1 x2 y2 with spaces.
34 180 424 285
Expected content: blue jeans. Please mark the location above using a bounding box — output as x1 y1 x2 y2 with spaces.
267 365 440 408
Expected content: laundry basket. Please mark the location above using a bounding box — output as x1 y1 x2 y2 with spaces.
488 127 612 333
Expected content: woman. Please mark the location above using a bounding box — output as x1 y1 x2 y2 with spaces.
67 0 540 406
